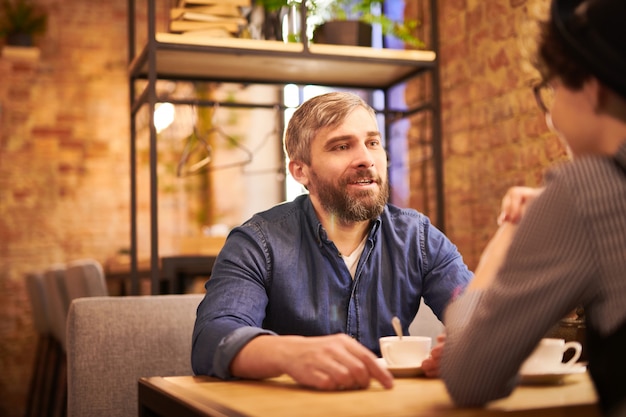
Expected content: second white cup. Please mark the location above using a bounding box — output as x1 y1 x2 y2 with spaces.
379 336 431 367
520 338 582 374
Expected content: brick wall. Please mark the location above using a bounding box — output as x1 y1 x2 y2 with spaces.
0 1 173 414
429 0 568 268
0 0 569 414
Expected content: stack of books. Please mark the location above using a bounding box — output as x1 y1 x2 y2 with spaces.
169 0 251 38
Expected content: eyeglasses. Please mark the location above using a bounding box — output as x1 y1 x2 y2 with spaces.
533 81 555 114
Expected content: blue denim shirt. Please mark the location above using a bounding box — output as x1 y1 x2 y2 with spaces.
192 195 472 379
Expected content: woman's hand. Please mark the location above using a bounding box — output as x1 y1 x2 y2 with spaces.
421 333 446 378
497 186 544 225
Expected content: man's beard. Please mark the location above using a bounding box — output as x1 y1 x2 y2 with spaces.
311 168 388 223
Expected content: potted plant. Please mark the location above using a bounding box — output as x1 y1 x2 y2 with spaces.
253 0 423 48
314 0 423 47
0 0 47 47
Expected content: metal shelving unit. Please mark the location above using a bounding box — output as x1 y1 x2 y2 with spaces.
127 0 443 295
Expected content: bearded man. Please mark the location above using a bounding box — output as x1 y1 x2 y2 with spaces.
192 92 472 391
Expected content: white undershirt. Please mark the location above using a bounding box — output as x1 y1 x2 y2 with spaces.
341 236 367 279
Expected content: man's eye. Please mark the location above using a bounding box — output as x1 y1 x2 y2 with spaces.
335 144 349 151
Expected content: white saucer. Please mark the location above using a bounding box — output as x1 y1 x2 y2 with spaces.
519 364 587 385
376 358 425 378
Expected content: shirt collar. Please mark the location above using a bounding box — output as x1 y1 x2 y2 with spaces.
299 195 383 246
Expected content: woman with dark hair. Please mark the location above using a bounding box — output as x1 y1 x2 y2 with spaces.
438 0 626 414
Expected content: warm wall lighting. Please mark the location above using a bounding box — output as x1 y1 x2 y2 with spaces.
154 102 175 133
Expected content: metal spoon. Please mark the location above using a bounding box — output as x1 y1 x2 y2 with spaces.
391 316 403 340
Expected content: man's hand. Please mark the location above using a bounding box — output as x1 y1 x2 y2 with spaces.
421 333 445 378
231 333 394 391
497 186 544 225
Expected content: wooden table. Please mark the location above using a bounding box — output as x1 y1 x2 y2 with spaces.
104 236 226 295
138 373 600 417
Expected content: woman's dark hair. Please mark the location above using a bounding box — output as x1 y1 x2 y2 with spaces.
534 0 626 98
534 17 591 90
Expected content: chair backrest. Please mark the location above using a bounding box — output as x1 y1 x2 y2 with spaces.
66 294 204 417
25 271 50 335
65 258 108 300
43 264 69 350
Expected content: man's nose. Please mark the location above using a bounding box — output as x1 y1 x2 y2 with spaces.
352 144 375 168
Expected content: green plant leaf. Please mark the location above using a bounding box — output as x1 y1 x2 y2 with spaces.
0 0 47 37
251 0 424 47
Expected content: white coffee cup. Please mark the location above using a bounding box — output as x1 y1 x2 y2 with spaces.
379 336 431 367
520 338 582 374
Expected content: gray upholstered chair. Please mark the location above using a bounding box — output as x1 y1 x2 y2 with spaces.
39 259 108 417
25 271 55 417
43 264 70 417
64 258 108 301
66 294 203 417
44 264 69 351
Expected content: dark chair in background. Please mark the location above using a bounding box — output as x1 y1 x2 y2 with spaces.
42 264 69 417
160 255 216 294
25 271 57 417
25 259 109 417
64 258 108 301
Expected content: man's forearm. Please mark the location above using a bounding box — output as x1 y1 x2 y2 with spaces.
229 334 292 379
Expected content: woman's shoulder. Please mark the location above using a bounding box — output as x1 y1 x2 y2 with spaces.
548 154 624 191
544 154 626 220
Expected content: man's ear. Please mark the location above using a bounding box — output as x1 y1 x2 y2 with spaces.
288 159 309 188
